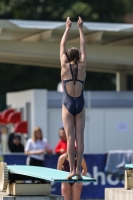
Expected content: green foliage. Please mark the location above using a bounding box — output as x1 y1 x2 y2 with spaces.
89 0 133 22
0 63 61 94
62 2 94 20
0 96 6 111
0 63 115 96
0 0 132 22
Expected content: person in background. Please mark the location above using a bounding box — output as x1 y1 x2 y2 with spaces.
43 137 53 154
8 132 16 152
57 152 87 200
55 127 67 154
25 127 52 167
10 134 24 153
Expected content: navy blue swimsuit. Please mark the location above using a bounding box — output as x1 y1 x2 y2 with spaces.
62 64 85 116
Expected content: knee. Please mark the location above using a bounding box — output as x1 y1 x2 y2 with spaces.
67 135 75 141
76 134 84 141
76 140 84 147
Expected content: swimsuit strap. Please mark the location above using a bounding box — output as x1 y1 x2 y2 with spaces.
75 63 78 84
69 64 73 79
63 63 84 85
76 63 78 78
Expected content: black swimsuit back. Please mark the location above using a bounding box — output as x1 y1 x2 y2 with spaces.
62 63 85 116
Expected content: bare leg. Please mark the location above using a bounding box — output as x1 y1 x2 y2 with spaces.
61 183 71 200
62 105 75 179
72 183 82 200
75 109 85 179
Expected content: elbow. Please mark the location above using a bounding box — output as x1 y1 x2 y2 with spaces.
60 41 65 48
46 149 53 154
25 151 29 155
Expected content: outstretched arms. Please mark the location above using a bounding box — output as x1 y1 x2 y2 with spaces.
60 17 71 65
60 17 86 65
77 17 86 64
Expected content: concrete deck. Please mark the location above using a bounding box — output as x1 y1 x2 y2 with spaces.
105 188 133 200
0 192 103 200
0 192 63 200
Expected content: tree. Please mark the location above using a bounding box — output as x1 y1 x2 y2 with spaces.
0 0 132 22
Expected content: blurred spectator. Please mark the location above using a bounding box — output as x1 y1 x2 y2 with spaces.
43 138 53 154
25 127 52 167
55 127 67 154
8 132 15 152
10 134 24 153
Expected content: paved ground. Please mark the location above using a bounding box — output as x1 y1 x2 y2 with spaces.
0 191 103 200
0 192 7 196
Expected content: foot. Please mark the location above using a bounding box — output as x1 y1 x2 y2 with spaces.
75 171 83 180
66 172 75 180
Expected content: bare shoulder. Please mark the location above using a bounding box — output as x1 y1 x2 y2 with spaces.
60 53 69 66
61 62 68 68
61 62 70 77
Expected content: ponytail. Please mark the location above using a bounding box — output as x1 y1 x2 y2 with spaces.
73 59 78 85
66 48 79 85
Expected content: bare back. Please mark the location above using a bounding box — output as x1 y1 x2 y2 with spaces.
61 62 86 97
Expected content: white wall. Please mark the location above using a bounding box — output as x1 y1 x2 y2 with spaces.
105 109 133 152
85 108 133 153
87 109 105 153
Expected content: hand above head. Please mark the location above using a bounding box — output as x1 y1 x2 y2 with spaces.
66 17 72 29
77 16 83 29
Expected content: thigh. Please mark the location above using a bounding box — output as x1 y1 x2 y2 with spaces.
72 183 82 200
75 108 85 140
62 104 75 137
61 182 71 197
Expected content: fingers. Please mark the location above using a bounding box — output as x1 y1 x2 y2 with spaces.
66 16 72 28
78 16 82 21
77 16 83 28
67 16 71 22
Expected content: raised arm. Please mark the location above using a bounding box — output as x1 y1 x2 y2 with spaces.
60 17 71 65
77 16 86 64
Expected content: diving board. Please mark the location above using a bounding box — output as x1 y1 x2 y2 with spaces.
125 164 133 189
0 162 96 196
7 165 96 183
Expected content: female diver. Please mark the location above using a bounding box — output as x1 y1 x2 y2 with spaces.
60 16 86 179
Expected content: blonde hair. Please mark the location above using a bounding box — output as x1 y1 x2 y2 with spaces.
32 127 43 142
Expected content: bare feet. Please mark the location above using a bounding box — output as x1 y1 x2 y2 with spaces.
75 170 83 180
66 172 75 180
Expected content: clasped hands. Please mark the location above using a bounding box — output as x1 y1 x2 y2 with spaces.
66 16 83 29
